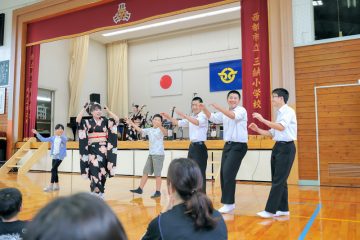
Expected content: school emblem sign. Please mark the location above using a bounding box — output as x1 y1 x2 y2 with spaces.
209 60 242 92
218 67 238 84
113 3 131 24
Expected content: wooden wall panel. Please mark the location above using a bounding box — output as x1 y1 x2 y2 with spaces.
295 38 360 181
0 87 9 133
318 86 360 186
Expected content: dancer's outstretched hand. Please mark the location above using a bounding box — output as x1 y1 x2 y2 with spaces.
209 103 221 110
175 110 186 119
248 123 259 132
252 112 265 122
160 112 171 120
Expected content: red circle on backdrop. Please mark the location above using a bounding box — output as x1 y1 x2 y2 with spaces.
160 75 172 89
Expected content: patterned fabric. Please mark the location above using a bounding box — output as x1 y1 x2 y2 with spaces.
142 127 164 155
78 117 118 193
0 220 28 239
125 126 139 141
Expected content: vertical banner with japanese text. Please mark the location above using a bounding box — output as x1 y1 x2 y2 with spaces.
23 45 40 138
241 0 271 134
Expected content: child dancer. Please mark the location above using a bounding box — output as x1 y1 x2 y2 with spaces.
128 114 167 198
32 124 67 192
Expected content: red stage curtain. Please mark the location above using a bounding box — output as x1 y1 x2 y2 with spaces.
27 0 233 45
23 45 40 138
241 0 271 134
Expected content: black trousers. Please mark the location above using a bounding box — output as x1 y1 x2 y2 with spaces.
220 142 248 204
265 141 296 213
188 143 208 192
51 159 62 183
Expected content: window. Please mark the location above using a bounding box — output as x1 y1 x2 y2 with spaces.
36 89 54 137
314 0 360 40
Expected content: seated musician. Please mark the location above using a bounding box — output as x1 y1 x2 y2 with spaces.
126 116 142 141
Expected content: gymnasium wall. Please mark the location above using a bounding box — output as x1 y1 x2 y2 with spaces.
128 21 241 118
295 38 360 181
0 0 41 134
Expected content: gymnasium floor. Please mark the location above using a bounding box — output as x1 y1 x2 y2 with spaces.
1 172 359 239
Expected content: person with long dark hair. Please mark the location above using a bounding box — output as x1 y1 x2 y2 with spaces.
142 158 227 240
24 193 127 240
76 102 119 198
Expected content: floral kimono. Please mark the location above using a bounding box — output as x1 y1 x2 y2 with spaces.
78 117 118 193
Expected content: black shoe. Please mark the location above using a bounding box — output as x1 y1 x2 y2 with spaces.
151 191 161 198
130 187 143 194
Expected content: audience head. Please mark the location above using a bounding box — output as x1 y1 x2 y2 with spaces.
167 158 217 230
0 188 22 221
25 192 127 240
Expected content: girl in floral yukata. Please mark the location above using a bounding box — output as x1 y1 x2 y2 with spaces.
76 102 119 198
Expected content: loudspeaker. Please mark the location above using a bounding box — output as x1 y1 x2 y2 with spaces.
90 93 100 104
0 13 4 46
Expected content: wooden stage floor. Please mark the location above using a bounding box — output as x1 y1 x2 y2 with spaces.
1 172 359 239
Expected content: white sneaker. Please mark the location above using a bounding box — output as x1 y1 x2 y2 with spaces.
99 193 105 200
91 192 104 200
257 210 274 218
218 204 235 214
43 186 53 192
275 211 290 217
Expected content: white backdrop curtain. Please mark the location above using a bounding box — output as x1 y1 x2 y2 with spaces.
107 40 128 117
68 35 89 118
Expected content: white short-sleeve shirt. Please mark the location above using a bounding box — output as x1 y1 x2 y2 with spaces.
209 106 248 142
269 104 297 141
142 127 165 155
178 112 208 142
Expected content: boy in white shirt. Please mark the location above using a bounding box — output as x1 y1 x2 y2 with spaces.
128 114 167 198
200 90 248 214
249 88 297 218
161 97 209 192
